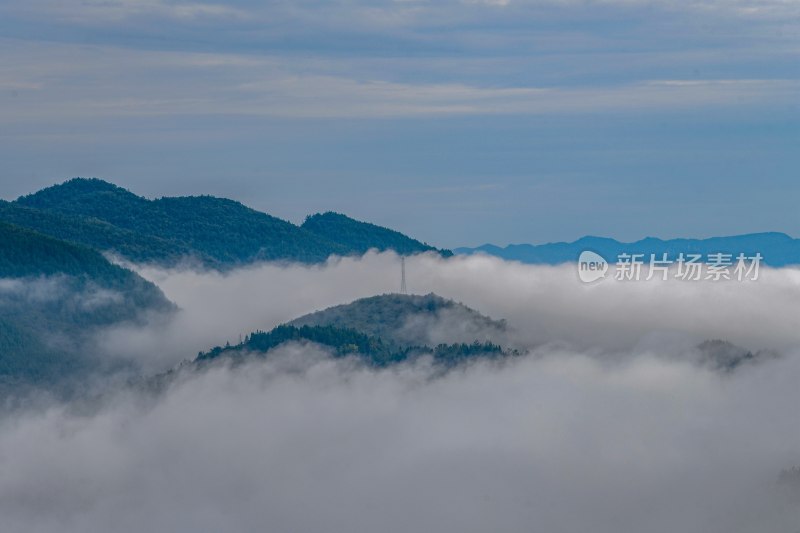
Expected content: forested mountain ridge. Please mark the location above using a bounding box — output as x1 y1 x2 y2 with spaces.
0 221 174 388
7 178 450 268
15 178 348 266
0 199 188 264
302 211 451 257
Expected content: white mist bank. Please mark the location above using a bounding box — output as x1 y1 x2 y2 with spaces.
1 345 800 533
2 253 800 532
98 252 800 372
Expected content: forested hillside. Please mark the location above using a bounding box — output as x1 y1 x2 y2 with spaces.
0 222 173 388
14 178 347 266
198 324 509 368
196 293 515 369
290 293 507 347
5 178 450 268
302 211 451 257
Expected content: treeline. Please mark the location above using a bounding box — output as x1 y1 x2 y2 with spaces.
290 292 506 347
198 324 513 368
302 211 450 257
3 178 450 268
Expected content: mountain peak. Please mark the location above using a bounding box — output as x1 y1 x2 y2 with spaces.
16 177 144 210
303 212 451 257
60 177 120 191
5 179 449 268
198 292 511 366
24 177 129 197
290 292 506 348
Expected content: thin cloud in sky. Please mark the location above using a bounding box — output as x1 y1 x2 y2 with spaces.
0 41 796 121
0 0 797 243
2 0 797 121
8 0 250 23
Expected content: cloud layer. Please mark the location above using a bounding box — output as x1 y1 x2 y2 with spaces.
4 254 800 531
2 342 800 532
97 252 800 372
2 0 798 123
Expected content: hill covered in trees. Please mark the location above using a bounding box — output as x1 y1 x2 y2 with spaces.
0 199 206 265
198 324 510 369
302 212 451 257
197 293 515 369
0 222 174 389
290 293 508 348
5 178 450 268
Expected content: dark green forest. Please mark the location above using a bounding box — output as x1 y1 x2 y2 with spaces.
198 324 510 368
290 292 506 347
302 211 451 257
5 178 450 268
198 293 516 369
0 179 463 390
0 222 173 388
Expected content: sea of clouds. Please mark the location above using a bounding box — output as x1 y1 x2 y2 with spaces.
3 252 800 533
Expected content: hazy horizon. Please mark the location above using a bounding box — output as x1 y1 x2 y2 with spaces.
4 176 799 249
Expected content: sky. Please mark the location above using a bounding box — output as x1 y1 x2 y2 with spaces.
0 0 798 247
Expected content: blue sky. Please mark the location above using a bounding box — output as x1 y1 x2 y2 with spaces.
0 0 798 247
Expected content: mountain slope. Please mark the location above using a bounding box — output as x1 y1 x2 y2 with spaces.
194 293 512 369
16 177 150 224
15 178 347 266
0 200 190 264
9 178 448 268
455 233 800 266
289 293 506 348
198 324 506 368
302 212 451 257
0 222 174 388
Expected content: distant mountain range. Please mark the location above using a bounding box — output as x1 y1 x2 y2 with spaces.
2 178 449 268
455 233 800 266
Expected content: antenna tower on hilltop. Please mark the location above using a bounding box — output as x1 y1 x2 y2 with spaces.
400 256 407 294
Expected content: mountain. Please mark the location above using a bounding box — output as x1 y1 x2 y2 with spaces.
197 293 514 368
0 222 173 388
0 200 189 265
289 293 507 348
455 233 800 266
198 324 507 368
6 178 450 268
302 212 451 257
14 178 348 266
695 340 778 372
